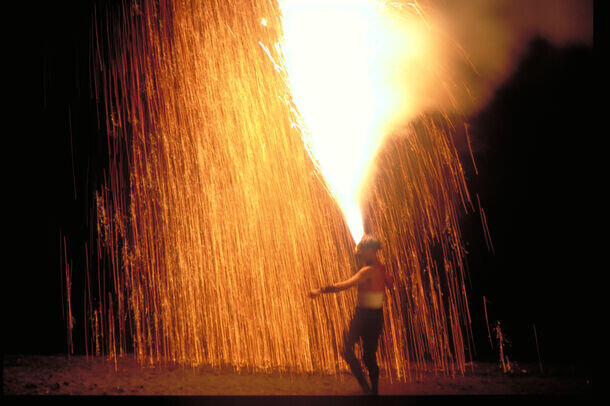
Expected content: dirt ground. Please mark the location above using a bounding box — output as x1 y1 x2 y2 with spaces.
2 354 592 398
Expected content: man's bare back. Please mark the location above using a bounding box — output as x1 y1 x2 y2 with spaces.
357 262 392 293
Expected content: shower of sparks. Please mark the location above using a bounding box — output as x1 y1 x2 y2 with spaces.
77 0 476 381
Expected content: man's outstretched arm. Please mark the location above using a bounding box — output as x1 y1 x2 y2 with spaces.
308 266 372 297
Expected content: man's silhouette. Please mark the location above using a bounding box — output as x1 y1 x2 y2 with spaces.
309 235 394 395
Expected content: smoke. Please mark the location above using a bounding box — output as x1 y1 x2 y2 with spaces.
393 0 593 119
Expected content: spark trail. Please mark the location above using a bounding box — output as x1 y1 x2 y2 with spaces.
78 0 475 381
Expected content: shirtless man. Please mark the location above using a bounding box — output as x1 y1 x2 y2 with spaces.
308 234 394 395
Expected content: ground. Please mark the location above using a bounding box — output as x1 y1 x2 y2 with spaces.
3 354 591 397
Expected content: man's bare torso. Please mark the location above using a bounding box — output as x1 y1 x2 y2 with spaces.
357 262 389 293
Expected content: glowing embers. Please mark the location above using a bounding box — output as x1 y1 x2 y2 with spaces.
83 0 473 382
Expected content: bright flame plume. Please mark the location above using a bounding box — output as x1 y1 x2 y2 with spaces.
279 0 436 241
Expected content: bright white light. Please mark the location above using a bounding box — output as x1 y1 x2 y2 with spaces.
279 0 417 243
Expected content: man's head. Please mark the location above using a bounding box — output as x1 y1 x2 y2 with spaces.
355 234 381 262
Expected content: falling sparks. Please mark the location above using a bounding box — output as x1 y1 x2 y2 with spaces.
74 0 477 382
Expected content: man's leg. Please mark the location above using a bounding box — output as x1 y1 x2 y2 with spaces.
342 309 370 393
362 312 383 395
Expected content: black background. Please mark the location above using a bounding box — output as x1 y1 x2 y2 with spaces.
7 0 596 374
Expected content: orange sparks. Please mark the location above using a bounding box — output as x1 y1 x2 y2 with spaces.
76 0 476 382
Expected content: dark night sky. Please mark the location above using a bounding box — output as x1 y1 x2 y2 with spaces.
7 0 596 373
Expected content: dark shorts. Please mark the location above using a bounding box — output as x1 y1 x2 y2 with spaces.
344 306 384 354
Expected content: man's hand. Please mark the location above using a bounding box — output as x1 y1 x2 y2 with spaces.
308 288 321 298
